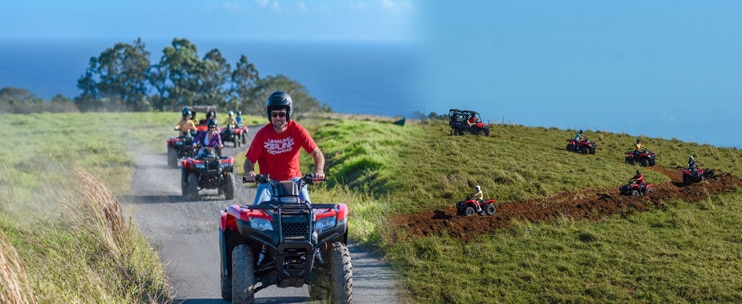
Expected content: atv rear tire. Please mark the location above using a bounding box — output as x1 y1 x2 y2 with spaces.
631 190 639 196
566 144 575 152
683 175 690 185
167 147 178 168
187 173 199 200
181 170 187 196
580 146 589 154
640 159 649 167
233 137 239 147
224 172 235 200
232 244 255 304
625 157 635 165
484 204 496 215
221 272 232 301
242 133 247 145
464 206 476 216
328 242 353 304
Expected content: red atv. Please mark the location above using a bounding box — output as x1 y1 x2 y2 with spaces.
456 196 497 216
220 124 244 147
619 180 654 196
682 167 705 185
166 132 199 168
625 150 656 167
566 138 597 154
219 174 352 304
180 148 236 200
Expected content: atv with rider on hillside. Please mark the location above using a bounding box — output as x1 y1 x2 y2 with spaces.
625 149 656 167
682 167 706 185
619 180 654 196
219 174 352 304
566 137 597 154
456 195 497 217
449 108 490 136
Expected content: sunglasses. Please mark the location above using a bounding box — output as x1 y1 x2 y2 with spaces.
271 112 287 118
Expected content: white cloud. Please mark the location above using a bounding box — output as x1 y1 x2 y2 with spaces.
662 112 678 123
271 1 282 12
255 0 269 8
381 0 414 13
296 2 308 14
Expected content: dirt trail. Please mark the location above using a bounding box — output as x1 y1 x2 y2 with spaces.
391 167 742 242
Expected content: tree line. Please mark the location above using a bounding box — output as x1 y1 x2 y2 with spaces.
1 37 332 115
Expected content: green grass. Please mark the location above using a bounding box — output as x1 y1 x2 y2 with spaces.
387 193 742 303
3 112 741 303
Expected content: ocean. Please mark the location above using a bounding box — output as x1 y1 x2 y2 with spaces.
0 39 422 118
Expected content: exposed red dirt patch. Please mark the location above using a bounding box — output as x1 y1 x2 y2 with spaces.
390 168 742 242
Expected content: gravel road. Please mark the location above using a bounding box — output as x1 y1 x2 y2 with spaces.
120 126 401 303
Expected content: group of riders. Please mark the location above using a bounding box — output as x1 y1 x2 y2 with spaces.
573 130 700 189
174 108 245 159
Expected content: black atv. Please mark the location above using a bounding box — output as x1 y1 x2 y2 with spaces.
449 108 491 136
180 148 236 200
219 174 353 304
166 131 198 168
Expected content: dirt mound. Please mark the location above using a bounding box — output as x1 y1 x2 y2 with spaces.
391 168 742 242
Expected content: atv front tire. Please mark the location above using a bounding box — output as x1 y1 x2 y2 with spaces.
464 206 476 216
580 146 590 154
232 245 255 304
640 159 649 167
187 173 199 200
224 172 235 200
485 204 496 215
328 242 353 304
566 144 575 152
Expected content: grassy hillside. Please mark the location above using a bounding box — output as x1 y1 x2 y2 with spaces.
2 112 740 303
354 120 742 303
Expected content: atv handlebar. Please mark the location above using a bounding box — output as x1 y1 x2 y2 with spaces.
242 173 327 185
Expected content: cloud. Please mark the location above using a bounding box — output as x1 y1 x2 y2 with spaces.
381 0 414 13
296 2 308 14
255 0 269 8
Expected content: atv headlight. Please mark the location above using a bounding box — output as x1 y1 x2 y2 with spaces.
250 218 273 231
195 164 205 169
315 216 337 231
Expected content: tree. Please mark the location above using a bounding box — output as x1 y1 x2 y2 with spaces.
76 38 151 111
195 49 231 108
156 38 201 109
231 55 260 113
251 75 332 116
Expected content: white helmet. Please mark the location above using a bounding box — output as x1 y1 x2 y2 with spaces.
689 156 694 161
475 185 481 191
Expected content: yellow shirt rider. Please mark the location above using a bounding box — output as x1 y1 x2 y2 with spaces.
175 108 197 136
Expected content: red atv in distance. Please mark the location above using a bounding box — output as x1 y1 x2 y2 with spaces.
682 167 705 185
566 138 597 154
166 132 199 168
456 196 497 216
180 148 236 200
625 150 657 167
619 180 654 196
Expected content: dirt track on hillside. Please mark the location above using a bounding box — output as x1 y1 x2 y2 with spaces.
391 167 742 242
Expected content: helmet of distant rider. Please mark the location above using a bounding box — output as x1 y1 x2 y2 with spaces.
182 107 191 118
475 185 481 191
689 156 694 161
237 110 242 116
636 170 641 175
266 91 292 122
228 111 234 117
579 130 583 134
207 119 217 128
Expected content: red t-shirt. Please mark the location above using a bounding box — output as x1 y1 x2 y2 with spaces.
245 121 318 181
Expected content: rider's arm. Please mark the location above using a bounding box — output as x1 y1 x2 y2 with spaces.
310 148 325 179
243 160 256 181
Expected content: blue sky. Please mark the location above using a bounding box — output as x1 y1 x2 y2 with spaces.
0 0 417 42
418 1 742 147
2 0 741 147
